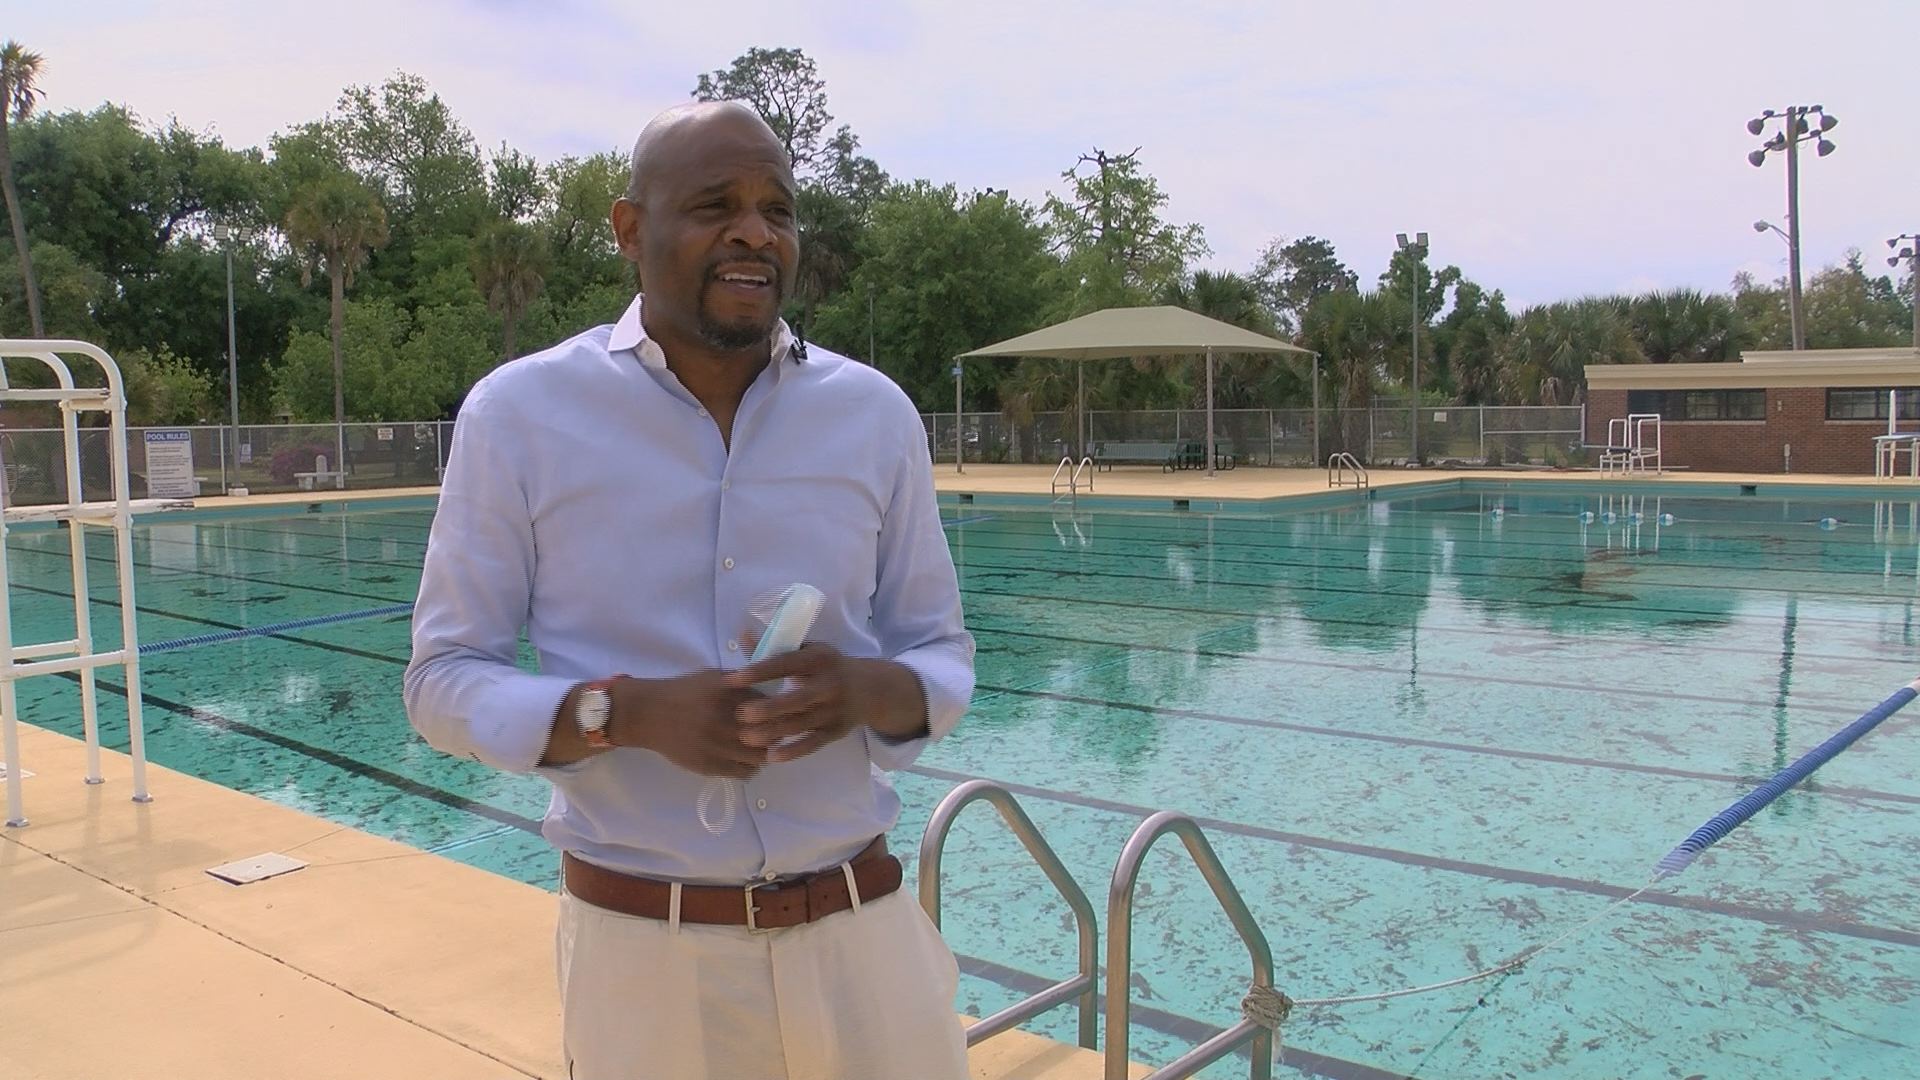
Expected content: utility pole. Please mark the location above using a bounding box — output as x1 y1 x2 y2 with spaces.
1395 232 1428 464
1889 233 1920 350
1748 106 1837 351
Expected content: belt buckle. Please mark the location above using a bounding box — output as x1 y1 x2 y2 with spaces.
744 879 779 934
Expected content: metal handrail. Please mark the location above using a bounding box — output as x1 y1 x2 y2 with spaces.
1107 811 1274 1080
1050 455 1075 498
1052 455 1096 504
919 779 1100 1050
1326 451 1368 489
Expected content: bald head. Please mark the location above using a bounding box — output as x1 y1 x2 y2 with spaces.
626 101 786 204
610 100 800 357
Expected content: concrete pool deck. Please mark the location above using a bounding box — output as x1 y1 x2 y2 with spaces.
1 725 1141 1080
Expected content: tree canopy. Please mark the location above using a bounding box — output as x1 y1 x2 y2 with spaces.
0 45 1910 430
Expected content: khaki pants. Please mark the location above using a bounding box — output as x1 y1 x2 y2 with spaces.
556 884 969 1080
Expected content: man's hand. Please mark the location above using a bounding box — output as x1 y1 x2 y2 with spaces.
608 672 766 779
728 644 929 763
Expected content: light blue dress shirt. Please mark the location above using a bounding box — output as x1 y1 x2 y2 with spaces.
403 295 974 885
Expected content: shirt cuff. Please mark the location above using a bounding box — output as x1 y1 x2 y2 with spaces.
468 671 581 774
866 646 972 772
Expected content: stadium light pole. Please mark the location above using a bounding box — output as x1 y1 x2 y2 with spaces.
1748 106 1838 350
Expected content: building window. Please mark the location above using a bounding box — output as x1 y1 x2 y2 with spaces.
1827 388 1920 421
1628 389 1766 420
1627 389 1664 415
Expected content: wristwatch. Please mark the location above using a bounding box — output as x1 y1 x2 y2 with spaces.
575 678 621 749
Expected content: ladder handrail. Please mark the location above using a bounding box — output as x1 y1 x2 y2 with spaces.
1326 451 1368 489
919 779 1100 1051
1107 811 1274 1080
1050 455 1074 496
1073 455 1094 493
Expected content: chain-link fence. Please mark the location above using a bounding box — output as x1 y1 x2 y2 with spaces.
0 420 454 506
0 404 1585 505
925 405 1584 468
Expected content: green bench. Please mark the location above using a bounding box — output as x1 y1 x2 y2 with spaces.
1095 441 1183 471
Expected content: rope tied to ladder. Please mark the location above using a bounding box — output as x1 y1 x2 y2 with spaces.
1240 984 1293 1030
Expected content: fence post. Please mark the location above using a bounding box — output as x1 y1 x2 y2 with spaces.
217 429 228 495
1266 409 1274 467
1478 406 1486 463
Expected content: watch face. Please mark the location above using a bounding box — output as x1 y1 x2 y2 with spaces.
578 687 611 732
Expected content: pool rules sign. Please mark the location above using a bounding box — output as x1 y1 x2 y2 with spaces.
143 429 195 499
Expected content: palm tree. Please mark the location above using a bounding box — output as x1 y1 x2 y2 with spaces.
0 41 46 337
1629 288 1740 363
792 184 859 341
283 174 389 474
1158 270 1284 409
471 219 549 363
1496 298 1641 406
1300 289 1398 459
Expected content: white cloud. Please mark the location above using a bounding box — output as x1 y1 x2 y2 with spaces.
14 0 1918 308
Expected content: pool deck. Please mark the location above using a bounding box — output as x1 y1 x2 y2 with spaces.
924 463 1920 503
1 725 1141 1080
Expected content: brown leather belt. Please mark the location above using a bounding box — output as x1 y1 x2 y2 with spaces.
561 837 901 931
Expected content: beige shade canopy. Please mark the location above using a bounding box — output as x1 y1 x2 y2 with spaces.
958 305 1313 476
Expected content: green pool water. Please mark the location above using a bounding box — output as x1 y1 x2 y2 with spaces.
5 485 1917 1078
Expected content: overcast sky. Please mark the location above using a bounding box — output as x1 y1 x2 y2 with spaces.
16 0 1920 306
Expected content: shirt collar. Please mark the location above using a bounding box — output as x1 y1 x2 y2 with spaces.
608 294 802 373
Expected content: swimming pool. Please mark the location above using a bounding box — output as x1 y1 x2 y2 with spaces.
7 484 1917 1078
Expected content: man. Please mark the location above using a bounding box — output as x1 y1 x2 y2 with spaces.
403 101 974 1080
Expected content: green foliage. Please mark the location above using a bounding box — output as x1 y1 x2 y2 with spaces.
812 183 1060 411
0 241 105 338
121 344 217 425
1251 236 1357 332
693 48 832 173
8 41 1897 438
1496 298 1642 405
470 218 550 359
1803 250 1911 348
1045 148 1206 306
1629 288 1740 363
275 298 458 421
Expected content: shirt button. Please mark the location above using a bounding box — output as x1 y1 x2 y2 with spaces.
727 640 740 652
756 799 768 811
763 870 778 882
723 557 735 570
697 407 709 417
721 480 730 491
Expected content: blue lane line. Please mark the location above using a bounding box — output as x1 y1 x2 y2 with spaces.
140 603 416 655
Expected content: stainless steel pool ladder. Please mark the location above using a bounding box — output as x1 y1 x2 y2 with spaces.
1106 811 1276 1080
1051 455 1095 504
921 783 1278 1080
919 779 1100 1051
1327 452 1367 489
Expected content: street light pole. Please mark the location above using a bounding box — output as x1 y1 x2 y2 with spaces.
213 224 242 491
1748 105 1837 351
1890 234 1920 351
1395 231 1428 465
1784 114 1805 351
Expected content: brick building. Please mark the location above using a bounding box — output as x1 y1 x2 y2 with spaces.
1584 347 1920 475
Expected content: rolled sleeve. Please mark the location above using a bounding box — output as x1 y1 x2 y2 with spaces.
403 388 576 775
865 405 974 772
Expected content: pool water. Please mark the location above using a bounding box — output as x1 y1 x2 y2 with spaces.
6 486 1918 1078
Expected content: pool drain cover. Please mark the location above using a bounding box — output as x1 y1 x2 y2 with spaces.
206 852 307 885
